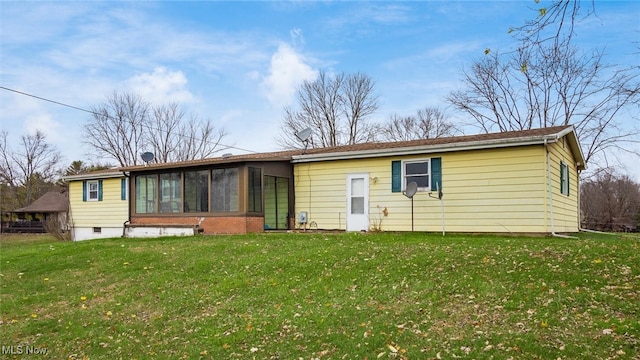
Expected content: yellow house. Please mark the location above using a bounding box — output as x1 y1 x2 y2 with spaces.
63 125 585 238
291 125 585 234
63 170 129 241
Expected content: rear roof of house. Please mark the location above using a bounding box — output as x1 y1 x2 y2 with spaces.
119 125 585 172
62 169 124 182
14 189 69 213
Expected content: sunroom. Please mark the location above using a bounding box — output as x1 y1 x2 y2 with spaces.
122 152 295 235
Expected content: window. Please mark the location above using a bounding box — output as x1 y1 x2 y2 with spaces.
133 167 244 214
350 177 365 214
184 170 209 212
405 160 430 191
159 172 182 213
88 181 99 201
92 227 102 234
560 161 570 196
248 167 262 213
121 178 129 200
83 180 102 202
392 158 442 193
135 175 157 213
211 168 238 212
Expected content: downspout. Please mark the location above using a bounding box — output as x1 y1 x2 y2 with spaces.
122 171 130 238
545 138 577 239
579 227 611 235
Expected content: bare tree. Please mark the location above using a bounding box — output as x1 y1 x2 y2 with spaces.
0 131 20 213
148 103 181 164
175 116 227 162
0 131 16 186
0 130 62 205
448 1 639 167
84 92 228 166
277 70 379 149
381 107 459 142
581 171 640 231
510 0 593 49
149 103 228 163
343 72 379 144
84 91 149 167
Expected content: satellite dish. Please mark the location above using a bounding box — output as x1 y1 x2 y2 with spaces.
404 181 418 198
141 152 155 164
295 128 312 142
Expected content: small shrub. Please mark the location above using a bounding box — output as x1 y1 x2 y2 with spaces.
44 215 71 241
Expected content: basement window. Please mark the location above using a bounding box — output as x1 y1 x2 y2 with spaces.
93 227 102 234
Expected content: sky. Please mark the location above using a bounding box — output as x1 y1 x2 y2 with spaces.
1 1 638 179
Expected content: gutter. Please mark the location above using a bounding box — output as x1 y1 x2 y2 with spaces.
62 171 124 182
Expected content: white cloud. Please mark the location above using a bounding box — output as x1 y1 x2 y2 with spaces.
127 67 194 104
23 112 62 143
260 43 317 107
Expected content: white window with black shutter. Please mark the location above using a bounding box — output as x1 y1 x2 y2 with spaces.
83 180 103 202
392 158 442 193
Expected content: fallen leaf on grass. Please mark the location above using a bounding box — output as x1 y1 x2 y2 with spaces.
540 320 548 328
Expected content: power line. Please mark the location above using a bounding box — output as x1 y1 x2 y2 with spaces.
1 86 95 115
0 85 260 154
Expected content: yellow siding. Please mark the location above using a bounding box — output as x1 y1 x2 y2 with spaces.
68 178 129 227
546 137 580 232
294 145 553 233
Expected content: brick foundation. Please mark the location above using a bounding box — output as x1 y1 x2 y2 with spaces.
131 215 265 235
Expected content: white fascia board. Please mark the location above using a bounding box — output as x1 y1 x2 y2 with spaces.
543 125 585 170
555 125 575 139
563 128 587 170
291 135 562 163
62 171 126 182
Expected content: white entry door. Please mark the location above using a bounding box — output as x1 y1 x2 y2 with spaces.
346 173 369 231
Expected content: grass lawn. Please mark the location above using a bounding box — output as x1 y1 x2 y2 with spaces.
0 232 638 359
